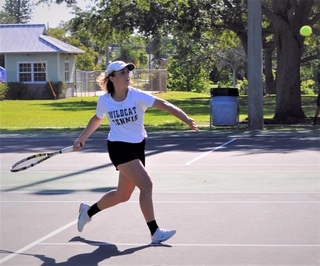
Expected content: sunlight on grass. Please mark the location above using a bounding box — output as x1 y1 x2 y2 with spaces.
0 92 317 130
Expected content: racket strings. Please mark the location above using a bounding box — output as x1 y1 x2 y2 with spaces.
10 147 72 173
11 154 50 170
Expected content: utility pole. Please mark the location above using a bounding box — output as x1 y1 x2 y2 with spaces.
247 0 264 129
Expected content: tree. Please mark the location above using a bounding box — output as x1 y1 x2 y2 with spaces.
101 0 320 121
0 10 16 24
212 30 247 88
49 26 100 71
47 0 320 121
2 0 33 23
168 31 214 92
262 0 319 120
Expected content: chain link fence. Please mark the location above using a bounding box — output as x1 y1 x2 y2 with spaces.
74 69 167 97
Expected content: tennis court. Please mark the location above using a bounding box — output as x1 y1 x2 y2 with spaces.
0 129 319 265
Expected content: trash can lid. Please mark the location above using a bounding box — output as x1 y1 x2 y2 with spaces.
210 88 239 97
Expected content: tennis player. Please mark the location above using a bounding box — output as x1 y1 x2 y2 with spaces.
73 61 199 244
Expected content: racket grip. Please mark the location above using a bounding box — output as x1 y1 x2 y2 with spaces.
60 146 74 154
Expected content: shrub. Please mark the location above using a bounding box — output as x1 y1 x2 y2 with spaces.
4 82 26 99
236 78 248 95
0 82 9 100
168 58 212 93
42 81 67 99
301 79 316 95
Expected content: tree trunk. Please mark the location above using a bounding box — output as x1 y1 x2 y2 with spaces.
272 0 307 121
274 29 305 120
232 65 237 87
264 47 276 94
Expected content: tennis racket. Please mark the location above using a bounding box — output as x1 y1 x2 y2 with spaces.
10 145 75 173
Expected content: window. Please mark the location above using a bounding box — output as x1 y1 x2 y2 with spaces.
65 61 70 82
19 62 46 82
19 63 32 82
34 63 46 82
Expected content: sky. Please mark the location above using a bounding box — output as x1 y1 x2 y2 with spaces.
30 0 90 28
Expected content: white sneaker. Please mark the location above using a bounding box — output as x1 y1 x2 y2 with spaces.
151 228 176 244
77 203 91 232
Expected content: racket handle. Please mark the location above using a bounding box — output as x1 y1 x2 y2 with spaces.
60 146 74 154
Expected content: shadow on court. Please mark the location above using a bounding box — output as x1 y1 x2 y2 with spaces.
33 187 118 195
1 129 319 194
1 129 319 265
2 237 171 266
2 163 114 193
1 129 319 155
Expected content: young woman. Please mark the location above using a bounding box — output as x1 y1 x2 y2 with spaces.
74 61 199 244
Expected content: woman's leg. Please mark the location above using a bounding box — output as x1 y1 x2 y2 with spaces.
117 159 155 222
117 160 176 243
96 171 136 210
84 159 154 221
77 171 136 232
78 158 176 243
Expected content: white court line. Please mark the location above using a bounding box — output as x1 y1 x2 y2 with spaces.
2 191 320 195
0 220 77 264
38 242 320 247
1 163 318 167
185 138 237 165
1 200 319 204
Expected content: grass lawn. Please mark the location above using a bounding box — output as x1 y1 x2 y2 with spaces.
0 91 317 131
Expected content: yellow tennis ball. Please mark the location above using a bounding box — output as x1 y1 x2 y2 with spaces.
300 25 312 36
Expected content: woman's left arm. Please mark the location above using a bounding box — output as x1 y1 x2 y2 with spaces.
152 98 199 131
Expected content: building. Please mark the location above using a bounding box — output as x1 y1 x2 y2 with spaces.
0 24 84 99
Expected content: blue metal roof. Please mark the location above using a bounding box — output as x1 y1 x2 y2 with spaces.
0 24 84 54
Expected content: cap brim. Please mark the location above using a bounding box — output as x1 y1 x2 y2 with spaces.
127 63 135 71
106 63 135 76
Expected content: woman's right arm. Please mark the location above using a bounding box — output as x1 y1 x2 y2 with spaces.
74 114 104 150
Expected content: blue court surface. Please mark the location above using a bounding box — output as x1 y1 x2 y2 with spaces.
0 129 319 265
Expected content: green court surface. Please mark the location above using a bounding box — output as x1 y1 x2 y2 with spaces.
0 129 319 265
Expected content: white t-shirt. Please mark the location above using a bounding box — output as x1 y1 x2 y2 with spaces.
96 87 156 143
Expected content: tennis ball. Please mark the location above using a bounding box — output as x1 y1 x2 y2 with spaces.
300 25 312 36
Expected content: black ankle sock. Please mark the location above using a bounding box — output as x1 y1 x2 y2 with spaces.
87 203 101 218
147 220 159 235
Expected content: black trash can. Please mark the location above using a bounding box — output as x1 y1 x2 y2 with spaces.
210 88 239 127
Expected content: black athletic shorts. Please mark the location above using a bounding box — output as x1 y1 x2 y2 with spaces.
107 139 146 170
316 93 320 107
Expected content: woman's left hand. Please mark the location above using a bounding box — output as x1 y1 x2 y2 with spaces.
186 118 199 131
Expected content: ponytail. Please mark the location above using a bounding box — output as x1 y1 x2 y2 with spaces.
96 72 115 94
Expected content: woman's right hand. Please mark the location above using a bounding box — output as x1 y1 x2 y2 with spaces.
73 140 84 151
